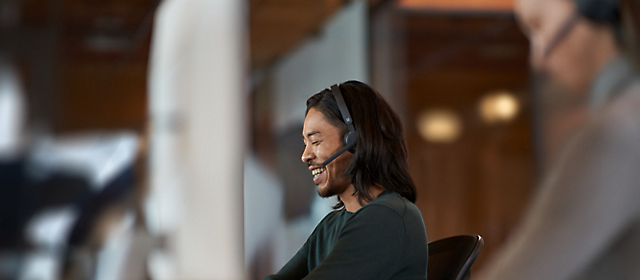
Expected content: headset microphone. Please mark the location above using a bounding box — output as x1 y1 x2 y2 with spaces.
543 0 619 60
321 144 353 167
322 84 357 167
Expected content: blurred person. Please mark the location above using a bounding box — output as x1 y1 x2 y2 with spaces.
264 81 428 280
477 0 640 280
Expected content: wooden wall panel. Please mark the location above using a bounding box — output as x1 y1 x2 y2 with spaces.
399 0 513 11
56 58 148 132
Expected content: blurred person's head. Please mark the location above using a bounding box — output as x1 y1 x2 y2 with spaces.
301 80 416 209
516 0 621 94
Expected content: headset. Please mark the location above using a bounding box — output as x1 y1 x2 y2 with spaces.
544 0 620 59
321 84 358 167
577 0 619 25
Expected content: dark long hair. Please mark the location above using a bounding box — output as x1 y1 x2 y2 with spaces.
305 80 417 208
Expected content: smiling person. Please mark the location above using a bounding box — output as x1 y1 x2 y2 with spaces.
477 0 640 280
263 81 428 280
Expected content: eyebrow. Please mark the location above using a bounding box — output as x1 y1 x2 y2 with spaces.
303 131 320 139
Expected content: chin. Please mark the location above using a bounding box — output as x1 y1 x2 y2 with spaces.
318 180 351 198
317 183 335 198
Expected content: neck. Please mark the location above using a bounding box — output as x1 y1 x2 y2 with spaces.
339 184 386 213
580 25 619 95
591 47 618 88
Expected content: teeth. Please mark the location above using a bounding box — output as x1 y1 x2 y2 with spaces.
311 167 326 176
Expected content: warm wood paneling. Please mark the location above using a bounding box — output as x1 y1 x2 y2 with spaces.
250 0 389 69
399 0 514 11
57 59 148 132
250 0 348 69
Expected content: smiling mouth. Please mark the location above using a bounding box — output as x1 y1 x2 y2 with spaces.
311 167 326 180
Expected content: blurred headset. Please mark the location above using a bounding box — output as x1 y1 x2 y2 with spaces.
322 84 358 167
577 0 620 26
544 0 620 59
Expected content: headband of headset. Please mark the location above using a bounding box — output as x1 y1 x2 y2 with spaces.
321 84 357 166
577 0 620 26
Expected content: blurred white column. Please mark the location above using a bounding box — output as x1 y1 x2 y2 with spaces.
0 58 25 159
147 0 247 279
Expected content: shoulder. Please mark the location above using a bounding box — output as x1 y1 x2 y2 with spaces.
308 209 344 235
603 85 640 123
348 191 427 242
592 87 640 146
353 191 424 227
315 209 344 228
363 191 412 217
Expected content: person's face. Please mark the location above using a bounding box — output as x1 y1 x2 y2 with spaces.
515 0 610 94
301 108 353 198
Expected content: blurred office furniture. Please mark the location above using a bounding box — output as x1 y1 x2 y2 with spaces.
0 132 143 280
428 235 484 280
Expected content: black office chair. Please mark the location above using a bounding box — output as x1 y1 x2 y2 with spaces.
427 235 484 280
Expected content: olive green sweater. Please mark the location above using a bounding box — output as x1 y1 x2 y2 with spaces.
264 190 428 280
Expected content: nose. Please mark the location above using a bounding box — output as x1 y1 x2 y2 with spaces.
301 144 314 164
530 40 545 71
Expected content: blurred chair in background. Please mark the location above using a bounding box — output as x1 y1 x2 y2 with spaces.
427 235 484 280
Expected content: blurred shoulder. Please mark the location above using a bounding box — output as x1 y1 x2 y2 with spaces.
596 83 640 139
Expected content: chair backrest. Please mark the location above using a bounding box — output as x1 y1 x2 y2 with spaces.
427 235 484 280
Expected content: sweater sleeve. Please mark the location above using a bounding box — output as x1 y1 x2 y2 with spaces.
302 205 407 280
477 104 640 280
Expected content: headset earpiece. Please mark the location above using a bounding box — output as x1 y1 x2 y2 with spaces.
344 131 356 153
576 0 619 25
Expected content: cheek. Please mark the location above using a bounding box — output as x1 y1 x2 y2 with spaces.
547 47 572 76
314 145 330 161
547 26 594 92
326 163 338 182
331 154 353 178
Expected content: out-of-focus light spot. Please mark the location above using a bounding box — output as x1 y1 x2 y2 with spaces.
479 91 520 123
417 109 462 143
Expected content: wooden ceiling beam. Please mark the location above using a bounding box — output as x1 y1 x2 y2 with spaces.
250 0 351 69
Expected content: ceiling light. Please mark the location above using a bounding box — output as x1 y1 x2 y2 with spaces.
416 109 462 143
479 91 519 123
